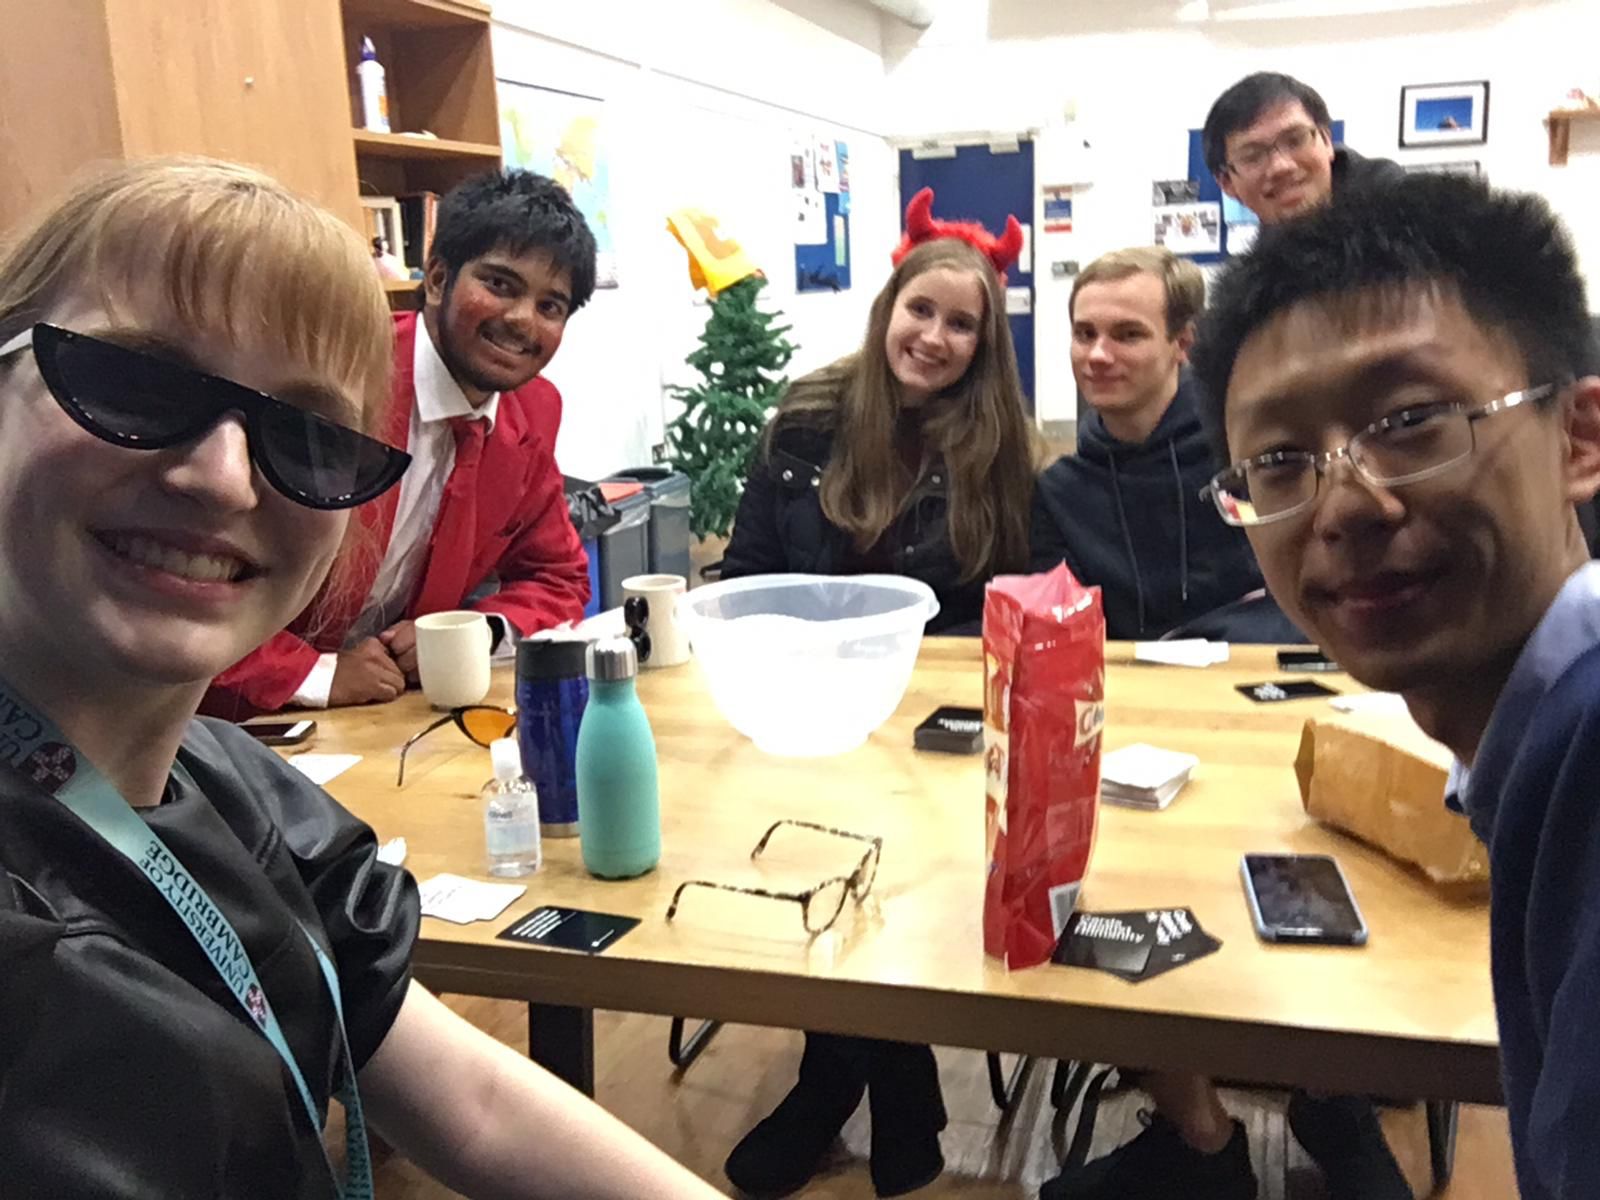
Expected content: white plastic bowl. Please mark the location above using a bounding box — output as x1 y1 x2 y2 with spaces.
678 573 939 757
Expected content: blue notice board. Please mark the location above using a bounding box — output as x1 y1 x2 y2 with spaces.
795 190 850 293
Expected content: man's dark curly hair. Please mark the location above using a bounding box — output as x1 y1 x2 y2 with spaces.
429 168 598 310
1191 172 1596 466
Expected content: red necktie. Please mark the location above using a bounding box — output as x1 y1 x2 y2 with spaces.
410 416 488 617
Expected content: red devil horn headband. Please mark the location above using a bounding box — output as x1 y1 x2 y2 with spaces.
891 187 1023 278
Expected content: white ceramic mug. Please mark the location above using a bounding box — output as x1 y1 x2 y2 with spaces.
414 610 492 708
621 574 690 669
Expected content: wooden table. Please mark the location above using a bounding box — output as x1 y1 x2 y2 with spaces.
312 639 1498 1112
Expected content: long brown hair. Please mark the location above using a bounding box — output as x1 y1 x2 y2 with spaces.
774 238 1035 581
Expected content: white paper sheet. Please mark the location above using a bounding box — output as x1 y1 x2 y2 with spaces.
287 753 361 785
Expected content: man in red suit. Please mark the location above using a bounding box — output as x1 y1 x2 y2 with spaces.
204 170 595 717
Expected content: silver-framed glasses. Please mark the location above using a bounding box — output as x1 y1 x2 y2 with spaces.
1201 384 1558 528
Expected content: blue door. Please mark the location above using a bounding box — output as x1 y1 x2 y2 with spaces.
899 141 1035 410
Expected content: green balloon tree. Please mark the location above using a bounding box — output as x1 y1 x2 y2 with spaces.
663 210 796 540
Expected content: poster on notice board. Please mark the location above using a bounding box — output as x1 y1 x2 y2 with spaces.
1152 180 1219 257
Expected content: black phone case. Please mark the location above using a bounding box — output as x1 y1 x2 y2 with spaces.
1240 855 1368 946
1277 649 1340 672
243 721 315 747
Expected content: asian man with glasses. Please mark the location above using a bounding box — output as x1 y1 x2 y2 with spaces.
1069 173 1600 1200
1201 72 1404 227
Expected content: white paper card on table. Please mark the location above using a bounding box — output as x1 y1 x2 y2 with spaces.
1100 743 1199 811
418 873 527 925
1329 692 1409 716
1134 639 1230 668
288 753 361 785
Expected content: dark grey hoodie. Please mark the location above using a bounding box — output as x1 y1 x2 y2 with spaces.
1029 370 1266 640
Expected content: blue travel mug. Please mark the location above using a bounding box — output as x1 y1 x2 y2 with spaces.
515 638 589 838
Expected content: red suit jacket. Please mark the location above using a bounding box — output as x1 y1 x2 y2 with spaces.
202 313 590 718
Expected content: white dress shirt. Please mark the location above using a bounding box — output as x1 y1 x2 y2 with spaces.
292 322 499 706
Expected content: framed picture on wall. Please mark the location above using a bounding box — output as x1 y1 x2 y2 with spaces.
1399 81 1489 148
1401 160 1484 178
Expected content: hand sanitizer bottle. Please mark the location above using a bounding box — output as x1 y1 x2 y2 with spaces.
484 737 540 877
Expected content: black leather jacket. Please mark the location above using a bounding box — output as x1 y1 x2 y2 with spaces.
722 420 985 634
0 719 418 1198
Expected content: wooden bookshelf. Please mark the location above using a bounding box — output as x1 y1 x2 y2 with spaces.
342 0 489 31
1547 108 1600 166
383 278 425 311
0 0 505 274
352 129 501 162
344 0 502 214
0 0 365 233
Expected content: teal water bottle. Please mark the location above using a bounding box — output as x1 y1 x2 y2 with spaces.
575 637 661 879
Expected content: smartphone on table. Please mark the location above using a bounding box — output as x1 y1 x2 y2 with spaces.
1240 852 1367 946
241 719 317 747
1277 648 1339 672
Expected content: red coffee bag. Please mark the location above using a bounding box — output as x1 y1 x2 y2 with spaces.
982 564 1106 968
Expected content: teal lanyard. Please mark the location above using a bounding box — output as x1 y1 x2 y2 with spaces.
0 681 373 1200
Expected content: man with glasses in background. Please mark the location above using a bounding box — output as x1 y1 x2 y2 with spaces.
1192 173 1600 1200
1203 72 1402 226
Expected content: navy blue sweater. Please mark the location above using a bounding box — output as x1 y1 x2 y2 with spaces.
1456 563 1600 1198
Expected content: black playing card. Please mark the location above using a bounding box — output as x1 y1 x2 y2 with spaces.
1236 678 1339 703
497 906 639 954
1053 910 1157 980
1053 908 1221 983
1140 907 1223 980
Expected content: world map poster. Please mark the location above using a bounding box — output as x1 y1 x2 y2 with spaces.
498 80 618 287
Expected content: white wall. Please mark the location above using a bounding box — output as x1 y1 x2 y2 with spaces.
883 0 1600 422
488 0 900 478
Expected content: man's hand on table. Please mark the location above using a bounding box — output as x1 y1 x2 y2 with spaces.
329 637 407 706
379 620 420 684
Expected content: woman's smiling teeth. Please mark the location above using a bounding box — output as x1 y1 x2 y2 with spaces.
103 533 250 583
906 346 946 369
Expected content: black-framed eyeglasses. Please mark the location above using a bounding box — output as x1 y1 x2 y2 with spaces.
1225 123 1324 177
666 820 883 935
1201 384 1558 528
0 324 411 510
396 704 517 785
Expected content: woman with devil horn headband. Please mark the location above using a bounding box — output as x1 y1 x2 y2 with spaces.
719 191 1036 1196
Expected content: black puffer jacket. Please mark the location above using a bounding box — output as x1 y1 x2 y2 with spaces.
722 418 985 634
1331 145 1406 196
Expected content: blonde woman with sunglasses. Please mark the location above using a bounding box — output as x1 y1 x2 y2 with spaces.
0 158 718 1200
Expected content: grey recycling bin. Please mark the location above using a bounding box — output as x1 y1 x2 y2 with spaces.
598 489 652 611
606 467 692 582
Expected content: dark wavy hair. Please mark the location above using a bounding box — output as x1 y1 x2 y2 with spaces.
429 168 598 310
1191 172 1596 466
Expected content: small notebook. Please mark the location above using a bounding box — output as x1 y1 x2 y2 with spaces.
1100 743 1199 811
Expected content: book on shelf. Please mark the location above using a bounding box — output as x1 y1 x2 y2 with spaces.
398 192 439 270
